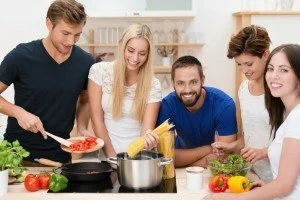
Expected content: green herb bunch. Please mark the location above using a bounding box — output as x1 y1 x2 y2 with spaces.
0 140 30 182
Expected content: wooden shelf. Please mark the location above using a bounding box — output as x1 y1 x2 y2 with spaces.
79 30 203 75
80 29 204 58
233 11 300 16
154 66 171 74
78 43 204 48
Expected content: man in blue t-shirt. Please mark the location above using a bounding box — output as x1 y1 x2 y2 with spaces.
0 0 94 162
157 55 237 167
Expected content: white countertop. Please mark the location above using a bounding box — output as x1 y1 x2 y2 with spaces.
2 152 259 200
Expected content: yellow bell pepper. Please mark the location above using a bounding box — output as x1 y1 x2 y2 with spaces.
227 176 250 193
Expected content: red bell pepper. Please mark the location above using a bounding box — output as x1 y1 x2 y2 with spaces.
209 174 229 193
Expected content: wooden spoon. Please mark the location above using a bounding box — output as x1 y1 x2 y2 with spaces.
45 131 73 147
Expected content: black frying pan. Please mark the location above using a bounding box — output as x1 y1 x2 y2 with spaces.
59 162 113 181
36 158 113 181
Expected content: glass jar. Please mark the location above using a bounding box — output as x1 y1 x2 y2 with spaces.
166 30 174 43
153 30 159 44
157 131 175 179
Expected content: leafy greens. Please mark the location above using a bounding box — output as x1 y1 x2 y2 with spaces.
208 154 251 176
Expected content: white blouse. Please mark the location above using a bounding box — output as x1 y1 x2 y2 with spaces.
239 80 273 182
88 61 162 153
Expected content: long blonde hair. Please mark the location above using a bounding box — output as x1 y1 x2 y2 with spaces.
111 24 154 123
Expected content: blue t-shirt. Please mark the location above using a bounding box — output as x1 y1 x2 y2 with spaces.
0 39 95 162
156 87 237 149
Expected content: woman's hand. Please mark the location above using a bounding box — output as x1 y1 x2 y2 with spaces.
143 130 159 150
240 147 267 163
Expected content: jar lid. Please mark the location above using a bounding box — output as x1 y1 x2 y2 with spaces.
186 166 204 174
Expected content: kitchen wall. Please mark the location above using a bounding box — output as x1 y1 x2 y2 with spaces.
1 0 300 135
0 0 51 102
0 0 51 137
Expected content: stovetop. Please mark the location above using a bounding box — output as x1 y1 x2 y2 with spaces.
48 171 177 193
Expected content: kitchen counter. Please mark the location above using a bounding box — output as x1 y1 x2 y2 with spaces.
2 152 259 200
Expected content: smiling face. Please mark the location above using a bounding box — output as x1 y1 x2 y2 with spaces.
124 37 149 72
173 66 204 111
234 52 268 81
266 51 300 101
47 19 84 55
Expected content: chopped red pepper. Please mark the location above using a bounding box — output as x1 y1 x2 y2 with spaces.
70 137 97 151
209 174 229 193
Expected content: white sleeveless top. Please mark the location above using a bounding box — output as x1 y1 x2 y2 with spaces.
88 61 162 153
239 80 273 182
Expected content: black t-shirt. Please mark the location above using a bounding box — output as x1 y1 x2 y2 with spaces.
0 39 95 162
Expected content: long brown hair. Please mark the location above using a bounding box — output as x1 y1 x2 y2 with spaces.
227 25 271 58
264 44 300 138
111 24 154 123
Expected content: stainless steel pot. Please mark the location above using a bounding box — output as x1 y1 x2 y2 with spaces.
107 150 172 189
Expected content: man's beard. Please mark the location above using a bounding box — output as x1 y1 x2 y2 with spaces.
176 89 202 108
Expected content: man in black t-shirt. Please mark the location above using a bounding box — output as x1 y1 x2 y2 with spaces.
0 0 95 162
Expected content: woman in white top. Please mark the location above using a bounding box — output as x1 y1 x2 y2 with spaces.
87 24 162 157
211 44 300 199
213 25 273 182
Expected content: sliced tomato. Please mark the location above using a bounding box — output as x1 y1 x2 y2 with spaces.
70 137 98 151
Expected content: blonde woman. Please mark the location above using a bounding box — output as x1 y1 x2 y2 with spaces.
87 24 162 158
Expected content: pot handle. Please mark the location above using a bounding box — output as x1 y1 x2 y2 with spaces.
107 157 118 165
158 157 173 167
